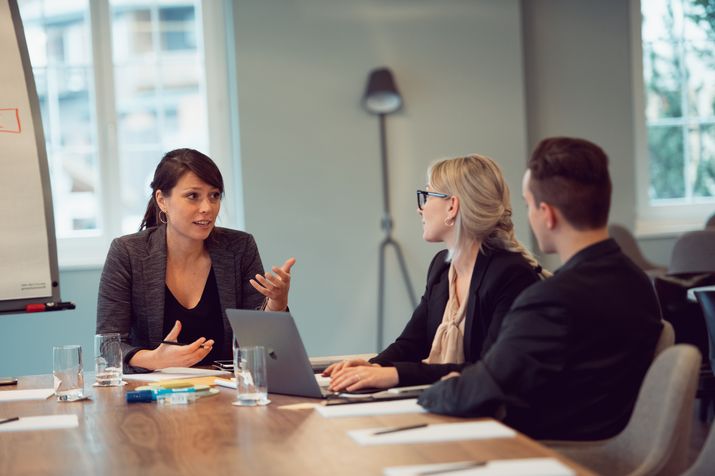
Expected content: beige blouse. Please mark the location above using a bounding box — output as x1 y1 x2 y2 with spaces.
423 263 467 364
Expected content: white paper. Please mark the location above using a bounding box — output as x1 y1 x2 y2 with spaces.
314 373 331 387
383 457 575 476
123 367 227 382
214 377 236 389
0 415 79 433
350 421 516 446
315 398 426 418
0 388 54 402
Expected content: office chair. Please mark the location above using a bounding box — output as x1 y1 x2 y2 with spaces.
682 419 715 476
705 212 715 230
694 290 715 421
545 345 701 476
668 230 715 276
608 224 666 274
654 229 715 421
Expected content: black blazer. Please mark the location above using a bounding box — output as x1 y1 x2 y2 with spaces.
96 225 266 369
370 248 541 386
418 239 663 440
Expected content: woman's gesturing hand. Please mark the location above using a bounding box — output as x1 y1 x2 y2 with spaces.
250 257 296 312
153 320 214 368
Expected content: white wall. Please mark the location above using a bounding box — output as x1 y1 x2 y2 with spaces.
233 0 531 355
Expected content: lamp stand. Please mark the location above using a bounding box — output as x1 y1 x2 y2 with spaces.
376 113 417 351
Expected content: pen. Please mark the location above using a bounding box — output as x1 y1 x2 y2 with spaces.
324 393 411 405
416 461 487 475
160 340 207 349
0 417 20 425
373 423 428 435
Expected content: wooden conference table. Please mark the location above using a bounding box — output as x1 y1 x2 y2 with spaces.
0 375 596 475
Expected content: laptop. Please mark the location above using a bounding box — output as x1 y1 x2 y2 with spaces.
227 309 430 400
226 309 333 398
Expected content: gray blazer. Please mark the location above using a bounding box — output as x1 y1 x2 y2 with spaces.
96 225 265 370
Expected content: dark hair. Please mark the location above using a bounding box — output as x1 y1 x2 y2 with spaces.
140 148 224 230
527 137 611 230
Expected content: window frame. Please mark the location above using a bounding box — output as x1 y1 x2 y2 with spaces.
631 0 715 237
48 0 239 269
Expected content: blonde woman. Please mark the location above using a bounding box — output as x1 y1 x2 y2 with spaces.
326 154 545 392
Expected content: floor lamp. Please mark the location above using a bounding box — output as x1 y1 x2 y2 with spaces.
362 67 417 351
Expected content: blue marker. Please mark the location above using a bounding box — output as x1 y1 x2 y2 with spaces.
126 387 196 403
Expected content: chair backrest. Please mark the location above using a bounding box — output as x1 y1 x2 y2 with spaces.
653 320 675 357
694 290 715 375
682 420 715 476
705 212 715 230
603 345 701 476
608 223 663 272
669 230 715 276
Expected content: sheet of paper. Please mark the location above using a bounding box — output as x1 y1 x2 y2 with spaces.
124 368 228 382
315 373 331 387
350 421 516 446
315 398 426 418
214 377 236 389
383 457 575 476
0 415 79 433
0 388 54 402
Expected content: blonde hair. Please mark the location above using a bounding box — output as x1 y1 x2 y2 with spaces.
428 154 549 277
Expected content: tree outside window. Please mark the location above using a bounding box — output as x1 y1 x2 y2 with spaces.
643 0 715 202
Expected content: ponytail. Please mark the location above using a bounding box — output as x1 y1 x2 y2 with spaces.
484 209 551 279
139 194 160 231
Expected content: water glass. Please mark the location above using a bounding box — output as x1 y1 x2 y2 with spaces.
94 333 123 386
53 345 84 401
233 345 269 406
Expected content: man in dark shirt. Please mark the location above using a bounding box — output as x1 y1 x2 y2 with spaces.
417 137 663 440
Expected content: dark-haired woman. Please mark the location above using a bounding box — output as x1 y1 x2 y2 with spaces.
96 148 295 371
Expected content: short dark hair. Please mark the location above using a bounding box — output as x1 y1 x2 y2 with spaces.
527 137 611 230
140 148 224 230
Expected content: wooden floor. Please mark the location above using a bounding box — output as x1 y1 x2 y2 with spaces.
687 404 712 467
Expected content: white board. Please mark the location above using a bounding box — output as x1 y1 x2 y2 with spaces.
0 0 61 311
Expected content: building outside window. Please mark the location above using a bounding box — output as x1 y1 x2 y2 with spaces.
18 0 234 266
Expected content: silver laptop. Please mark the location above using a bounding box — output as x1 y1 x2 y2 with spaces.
226 309 329 398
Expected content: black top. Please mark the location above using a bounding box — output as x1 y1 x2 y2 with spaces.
370 248 541 386
163 268 226 365
96 226 265 373
418 239 663 441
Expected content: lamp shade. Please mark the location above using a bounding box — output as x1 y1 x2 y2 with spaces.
362 67 402 114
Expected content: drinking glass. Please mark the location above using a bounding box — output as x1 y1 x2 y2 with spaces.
233 345 269 406
94 333 123 386
53 345 84 401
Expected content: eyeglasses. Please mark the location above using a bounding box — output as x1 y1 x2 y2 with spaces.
416 189 449 210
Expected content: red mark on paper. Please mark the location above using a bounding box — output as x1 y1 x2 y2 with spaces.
0 108 21 133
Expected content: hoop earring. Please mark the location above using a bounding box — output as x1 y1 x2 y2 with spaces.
444 216 455 227
159 210 168 224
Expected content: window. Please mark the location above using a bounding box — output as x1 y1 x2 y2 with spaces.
20 1 100 236
634 0 715 234
18 0 236 267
